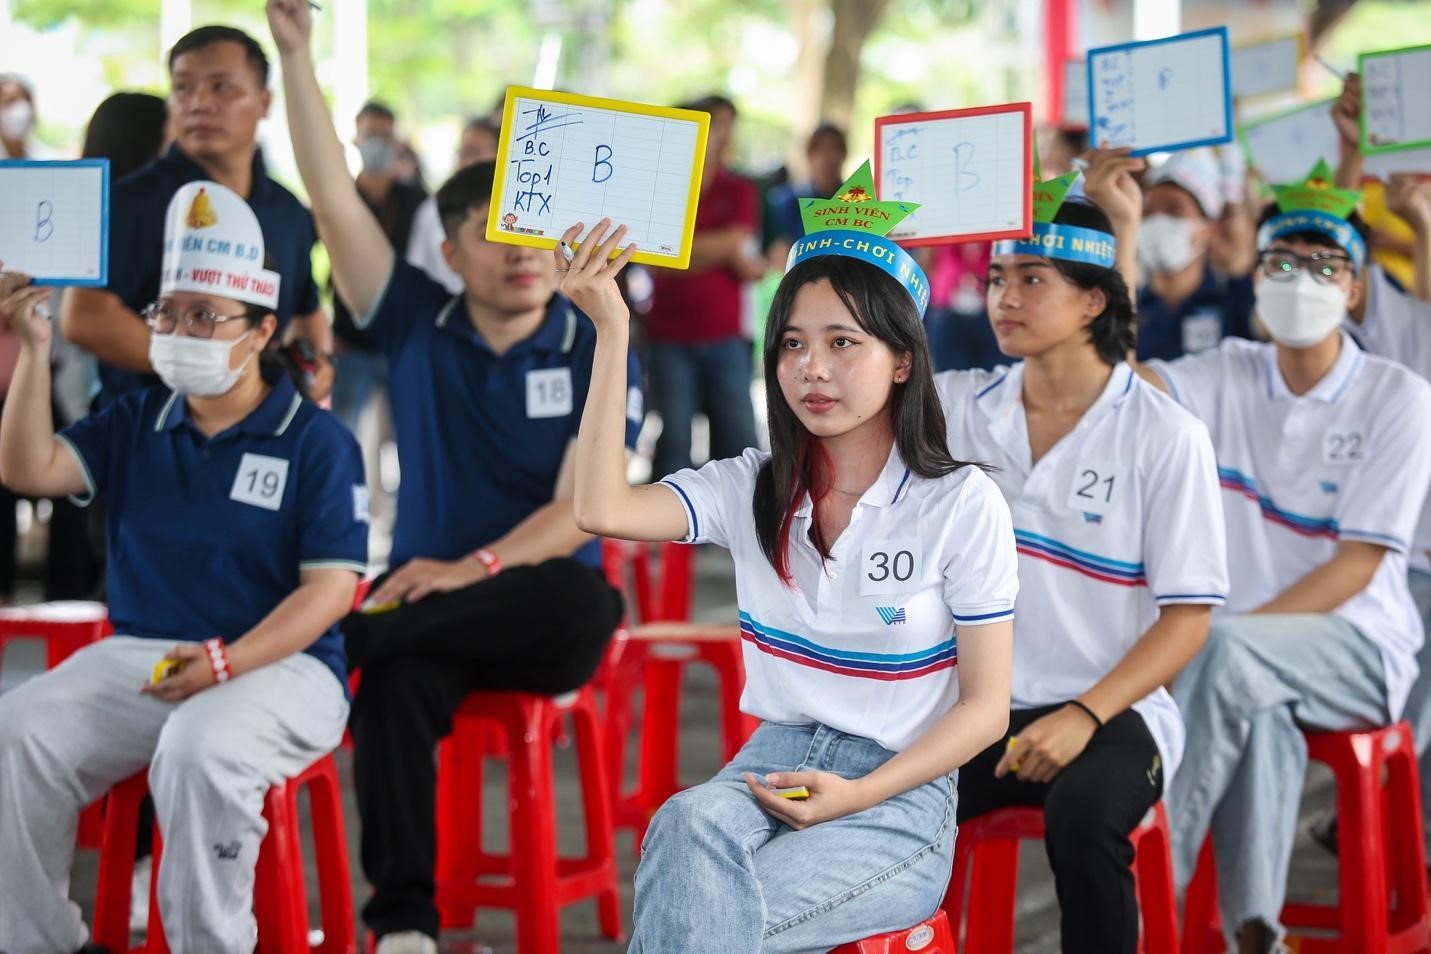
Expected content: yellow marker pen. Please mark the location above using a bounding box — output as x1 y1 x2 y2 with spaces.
151 658 181 684
1005 736 1021 773
772 786 811 800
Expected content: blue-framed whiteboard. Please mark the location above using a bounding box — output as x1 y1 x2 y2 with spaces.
1087 27 1234 156
0 158 110 286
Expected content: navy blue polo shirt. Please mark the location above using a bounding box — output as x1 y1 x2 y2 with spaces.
57 374 368 689
1135 264 1255 362
359 262 644 570
98 145 322 406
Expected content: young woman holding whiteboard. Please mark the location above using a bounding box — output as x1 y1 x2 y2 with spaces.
562 200 1017 951
933 151 1227 954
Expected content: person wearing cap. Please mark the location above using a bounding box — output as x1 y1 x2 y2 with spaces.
267 3 636 950
60 25 335 408
1134 148 1257 361
562 164 1016 951
1131 161 1431 954
0 180 367 954
933 151 1226 954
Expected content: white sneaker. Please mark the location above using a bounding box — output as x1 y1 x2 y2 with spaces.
374 931 439 954
128 855 152 933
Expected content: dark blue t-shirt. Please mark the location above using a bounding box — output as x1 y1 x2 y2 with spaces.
98 145 321 405
58 374 368 688
1136 265 1255 362
359 262 643 570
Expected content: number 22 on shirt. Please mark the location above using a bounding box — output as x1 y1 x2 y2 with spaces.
1066 459 1120 517
230 453 290 512
860 538 924 596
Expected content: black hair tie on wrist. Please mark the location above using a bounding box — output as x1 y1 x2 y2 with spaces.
1067 699 1104 730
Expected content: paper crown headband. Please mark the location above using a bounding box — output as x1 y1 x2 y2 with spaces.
1256 159 1366 269
991 166 1117 269
161 181 280 310
786 161 930 315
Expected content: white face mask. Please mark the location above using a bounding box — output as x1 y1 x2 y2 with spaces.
1255 271 1349 348
1 100 34 141
356 136 395 175
1137 215 1203 275
149 331 254 396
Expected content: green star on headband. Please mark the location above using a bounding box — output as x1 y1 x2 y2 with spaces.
799 161 919 238
787 159 929 315
1032 171 1080 224
1271 159 1361 220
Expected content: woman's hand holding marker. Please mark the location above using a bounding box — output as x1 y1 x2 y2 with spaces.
554 219 638 331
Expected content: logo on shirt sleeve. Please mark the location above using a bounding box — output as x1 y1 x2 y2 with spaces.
876 606 907 626
353 486 370 523
627 386 643 424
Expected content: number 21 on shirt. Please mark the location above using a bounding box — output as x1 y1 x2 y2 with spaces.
1066 459 1120 517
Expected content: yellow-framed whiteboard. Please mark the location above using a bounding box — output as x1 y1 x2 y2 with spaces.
486 86 710 270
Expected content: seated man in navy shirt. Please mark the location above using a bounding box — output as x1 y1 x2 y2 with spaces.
269 3 636 950
0 180 366 954
60 24 335 407
1135 149 1257 361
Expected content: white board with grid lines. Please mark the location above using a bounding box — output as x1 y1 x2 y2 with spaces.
0 160 109 285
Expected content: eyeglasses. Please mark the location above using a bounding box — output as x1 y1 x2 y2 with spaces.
1258 249 1354 285
143 300 249 339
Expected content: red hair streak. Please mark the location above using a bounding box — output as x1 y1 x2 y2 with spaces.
773 434 834 585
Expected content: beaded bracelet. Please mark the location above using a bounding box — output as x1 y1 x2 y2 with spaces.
203 637 232 684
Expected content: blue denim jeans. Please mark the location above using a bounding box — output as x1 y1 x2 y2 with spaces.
629 722 957 954
1168 613 1388 946
648 338 759 479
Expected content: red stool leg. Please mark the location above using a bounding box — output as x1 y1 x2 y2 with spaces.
148 825 168 953
658 542 693 622
506 699 561 954
254 778 308 951
1181 837 1223 954
704 642 754 763
1331 734 1390 952
436 718 486 930
637 656 684 809
1385 735 1431 947
961 831 1019 952
306 759 357 954
93 772 148 951
1130 805 1180 954
572 693 624 941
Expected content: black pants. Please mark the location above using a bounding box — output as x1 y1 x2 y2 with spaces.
956 704 1164 954
347 557 625 939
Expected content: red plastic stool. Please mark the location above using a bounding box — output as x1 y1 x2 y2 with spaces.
1181 722 1431 954
434 686 622 953
598 541 757 843
0 601 112 847
830 911 957 953
942 803 1179 953
91 754 355 953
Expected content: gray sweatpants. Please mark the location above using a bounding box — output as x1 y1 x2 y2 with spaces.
0 636 348 954
1167 613 1388 946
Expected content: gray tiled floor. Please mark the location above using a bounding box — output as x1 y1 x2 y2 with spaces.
9 546 1344 952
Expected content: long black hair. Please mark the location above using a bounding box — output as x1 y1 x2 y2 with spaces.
753 254 974 582
82 92 168 180
1041 200 1137 365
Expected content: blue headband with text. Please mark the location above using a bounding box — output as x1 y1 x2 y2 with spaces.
1257 210 1367 270
786 230 931 316
991 222 1118 269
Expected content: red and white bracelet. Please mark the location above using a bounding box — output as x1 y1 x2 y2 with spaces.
472 547 502 577
203 637 232 684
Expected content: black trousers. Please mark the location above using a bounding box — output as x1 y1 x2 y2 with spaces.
346 557 624 939
956 703 1164 954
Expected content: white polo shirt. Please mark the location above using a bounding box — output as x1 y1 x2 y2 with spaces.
937 363 1228 778
1345 265 1431 572
1148 333 1431 718
660 446 1018 752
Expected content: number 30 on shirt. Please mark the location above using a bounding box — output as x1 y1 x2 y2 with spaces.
860 538 924 596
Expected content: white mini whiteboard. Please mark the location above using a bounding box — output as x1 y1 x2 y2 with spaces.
874 103 1032 247
487 87 709 269
1364 146 1431 180
1231 35 1302 100
0 160 109 285
1240 100 1340 185
1088 27 1234 156
1062 60 1089 130
1360 44 1431 156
